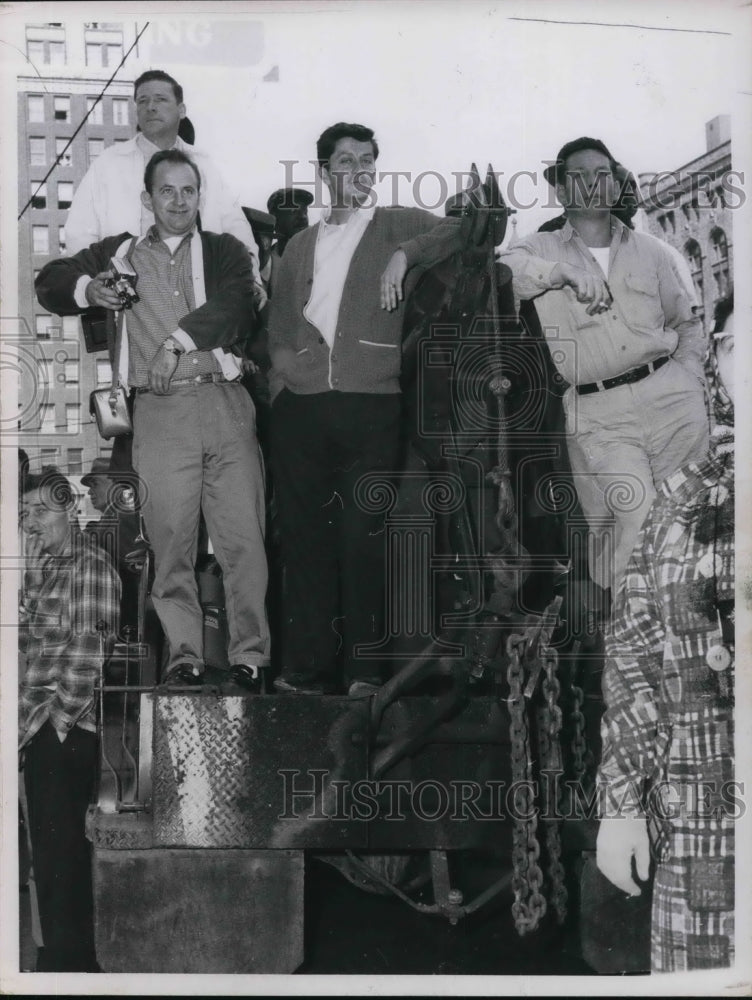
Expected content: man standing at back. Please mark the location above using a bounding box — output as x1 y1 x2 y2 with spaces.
66 69 262 288
268 122 463 696
498 137 708 598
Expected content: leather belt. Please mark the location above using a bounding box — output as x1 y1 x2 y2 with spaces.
135 372 234 394
576 356 669 396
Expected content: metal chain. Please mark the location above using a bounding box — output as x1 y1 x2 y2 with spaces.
541 647 567 924
569 641 587 785
505 633 546 935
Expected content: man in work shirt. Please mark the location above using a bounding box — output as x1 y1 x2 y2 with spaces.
36 149 268 690
498 136 708 596
19 469 120 971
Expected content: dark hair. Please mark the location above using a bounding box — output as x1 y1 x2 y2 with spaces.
549 136 617 187
134 70 183 104
21 467 75 510
713 291 734 334
178 115 195 145
144 149 201 194
316 122 379 167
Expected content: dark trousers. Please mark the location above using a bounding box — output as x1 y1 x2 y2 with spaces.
270 389 402 686
23 721 98 972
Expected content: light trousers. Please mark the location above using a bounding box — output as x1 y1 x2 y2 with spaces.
133 381 269 671
563 358 709 592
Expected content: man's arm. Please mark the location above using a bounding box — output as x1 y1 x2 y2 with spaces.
381 212 463 310
49 545 120 739
172 233 256 352
35 234 130 314
498 235 612 312
64 161 105 255
654 244 705 377
196 152 262 284
596 512 665 894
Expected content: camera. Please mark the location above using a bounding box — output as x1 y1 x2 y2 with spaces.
104 257 140 309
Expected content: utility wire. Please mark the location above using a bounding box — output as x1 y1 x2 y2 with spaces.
19 20 151 221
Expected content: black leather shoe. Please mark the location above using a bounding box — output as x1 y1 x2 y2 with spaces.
230 663 265 693
162 661 204 686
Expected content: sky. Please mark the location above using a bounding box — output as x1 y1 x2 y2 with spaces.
131 0 747 236
1 0 748 237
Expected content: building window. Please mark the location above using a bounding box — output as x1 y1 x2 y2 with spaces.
49 41 65 66
57 182 73 210
684 238 704 315
64 360 79 384
66 404 80 433
96 359 113 384
67 448 83 474
40 358 54 387
29 137 46 166
35 314 56 338
55 138 72 168
710 227 730 300
40 404 56 433
85 43 103 68
112 98 129 126
85 37 123 68
32 225 49 255
107 42 123 66
27 95 45 122
53 96 71 122
86 97 104 125
62 316 78 335
26 39 45 63
58 226 67 253
40 446 59 466
88 138 105 163
30 182 47 210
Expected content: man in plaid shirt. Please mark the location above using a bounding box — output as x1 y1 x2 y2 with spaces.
596 293 735 972
19 469 120 972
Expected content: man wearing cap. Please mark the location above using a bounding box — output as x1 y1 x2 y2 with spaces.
82 457 141 633
267 187 314 258
498 137 708 595
265 187 314 296
36 148 268 690
267 122 463 696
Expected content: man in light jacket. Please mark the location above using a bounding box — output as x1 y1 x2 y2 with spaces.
65 68 262 290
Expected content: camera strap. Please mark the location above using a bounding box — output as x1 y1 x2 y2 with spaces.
110 236 139 399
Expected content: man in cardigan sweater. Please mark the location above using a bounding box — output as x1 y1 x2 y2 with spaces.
268 122 463 696
36 149 268 690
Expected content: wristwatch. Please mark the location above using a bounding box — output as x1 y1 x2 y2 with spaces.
162 337 184 357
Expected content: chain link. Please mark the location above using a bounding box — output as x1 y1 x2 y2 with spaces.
568 641 588 788
541 647 567 924
505 633 546 934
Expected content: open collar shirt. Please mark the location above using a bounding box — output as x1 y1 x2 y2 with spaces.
498 217 705 387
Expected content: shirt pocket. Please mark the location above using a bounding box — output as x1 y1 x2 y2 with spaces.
622 271 663 329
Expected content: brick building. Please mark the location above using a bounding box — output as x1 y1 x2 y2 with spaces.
638 115 733 332
17 20 144 474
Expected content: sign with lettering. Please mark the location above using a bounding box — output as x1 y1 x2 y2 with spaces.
145 19 266 67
